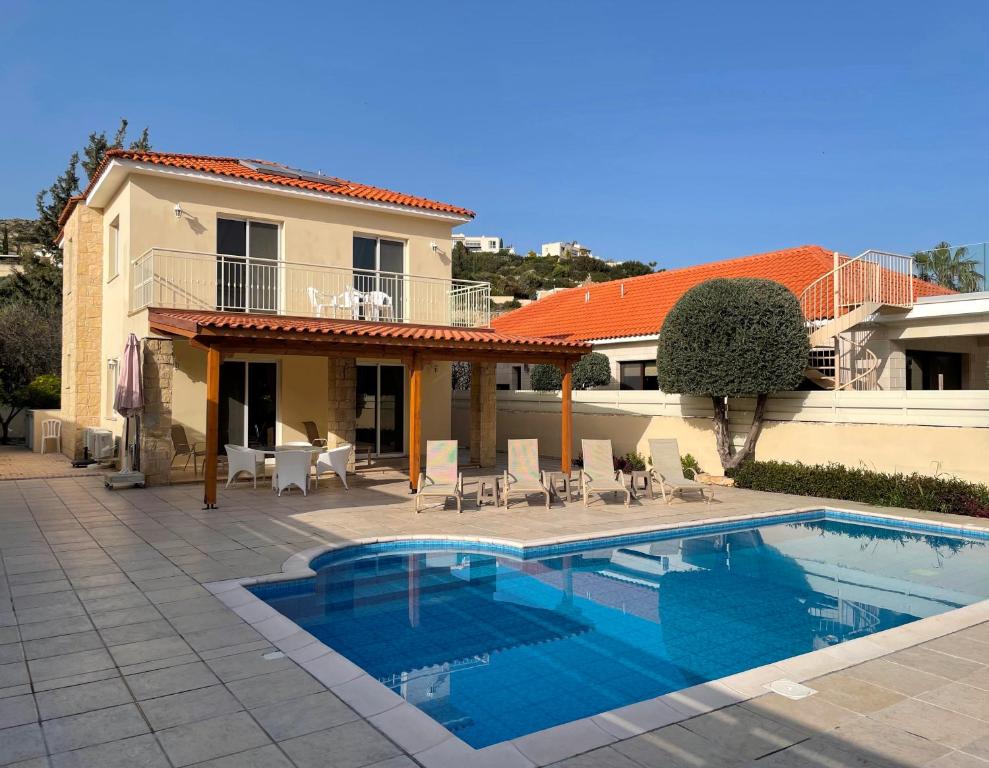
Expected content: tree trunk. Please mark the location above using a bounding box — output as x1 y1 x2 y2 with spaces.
0 407 22 445
712 393 768 471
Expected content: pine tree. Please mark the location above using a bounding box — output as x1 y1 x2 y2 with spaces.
129 127 151 151
82 118 128 181
1 223 9 255
34 153 80 255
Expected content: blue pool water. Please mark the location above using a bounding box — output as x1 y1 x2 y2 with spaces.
250 511 989 747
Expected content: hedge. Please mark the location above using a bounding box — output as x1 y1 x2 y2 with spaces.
729 461 989 518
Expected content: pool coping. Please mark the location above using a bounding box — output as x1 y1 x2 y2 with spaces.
204 505 989 768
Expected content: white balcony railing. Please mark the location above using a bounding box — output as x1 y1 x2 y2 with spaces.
131 248 491 328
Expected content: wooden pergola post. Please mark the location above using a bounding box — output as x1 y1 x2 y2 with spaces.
408 353 423 491
561 360 573 474
203 345 221 509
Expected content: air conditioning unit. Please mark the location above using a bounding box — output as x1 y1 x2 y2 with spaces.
91 430 116 464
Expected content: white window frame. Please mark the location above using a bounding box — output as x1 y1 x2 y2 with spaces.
215 215 283 313
108 217 120 281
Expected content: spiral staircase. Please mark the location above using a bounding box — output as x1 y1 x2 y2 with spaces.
800 250 916 390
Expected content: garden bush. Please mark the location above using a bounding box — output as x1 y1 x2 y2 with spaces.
730 460 989 518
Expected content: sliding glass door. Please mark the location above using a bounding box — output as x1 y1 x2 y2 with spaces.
218 361 278 452
217 218 279 312
353 236 405 320
355 363 405 455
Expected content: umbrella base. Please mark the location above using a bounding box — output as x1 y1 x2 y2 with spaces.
105 471 145 490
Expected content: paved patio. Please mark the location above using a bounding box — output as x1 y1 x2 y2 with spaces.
1 457 989 767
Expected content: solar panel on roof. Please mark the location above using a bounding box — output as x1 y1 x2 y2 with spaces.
239 159 342 186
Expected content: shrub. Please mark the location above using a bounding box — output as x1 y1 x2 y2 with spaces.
531 352 613 392
730 460 989 518
681 453 701 480
618 451 646 472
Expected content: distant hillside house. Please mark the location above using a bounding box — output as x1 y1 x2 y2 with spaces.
492 245 984 393
541 241 593 259
452 233 515 255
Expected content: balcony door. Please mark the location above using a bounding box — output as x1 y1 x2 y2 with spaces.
356 364 405 456
353 236 404 321
217 218 279 313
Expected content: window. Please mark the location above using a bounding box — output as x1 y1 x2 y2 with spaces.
108 217 120 280
906 350 964 390
619 360 659 390
512 366 523 390
106 359 119 418
216 217 279 312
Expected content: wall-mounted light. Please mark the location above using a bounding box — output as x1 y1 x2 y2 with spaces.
430 241 438 252
173 203 184 219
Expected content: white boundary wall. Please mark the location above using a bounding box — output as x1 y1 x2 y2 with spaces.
452 390 989 485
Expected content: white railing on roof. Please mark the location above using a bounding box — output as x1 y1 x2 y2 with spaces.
799 250 915 324
130 248 491 328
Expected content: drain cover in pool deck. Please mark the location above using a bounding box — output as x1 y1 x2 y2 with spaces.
765 680 817 699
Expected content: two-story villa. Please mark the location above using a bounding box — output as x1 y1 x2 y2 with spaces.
56 150 587 505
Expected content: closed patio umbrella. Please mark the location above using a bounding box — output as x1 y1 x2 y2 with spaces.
106 333 145 489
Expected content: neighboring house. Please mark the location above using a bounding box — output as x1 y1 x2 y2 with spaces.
55 149 587 496
493 245 982 392
452 233 515 254
541 241 593 259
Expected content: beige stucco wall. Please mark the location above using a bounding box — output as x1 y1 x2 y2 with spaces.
453 391 989 484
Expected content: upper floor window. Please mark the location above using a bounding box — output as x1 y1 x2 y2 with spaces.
619 360 659 390
108 217 120 281
353 236 405 320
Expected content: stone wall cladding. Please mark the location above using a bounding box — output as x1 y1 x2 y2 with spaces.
327 357 357 470
141 338 175 485
60 205 104 459
470 361 497 467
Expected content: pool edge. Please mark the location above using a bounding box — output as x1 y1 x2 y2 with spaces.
204 504 989 768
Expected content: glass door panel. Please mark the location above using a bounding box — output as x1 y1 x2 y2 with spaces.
217 219 247 311
378 365 405 454
355 365 378 453
379 239 404 320
249 222 279 313
247 363 277 447
218 361 246 452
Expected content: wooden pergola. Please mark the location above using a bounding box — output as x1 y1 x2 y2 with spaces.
148 309 590 508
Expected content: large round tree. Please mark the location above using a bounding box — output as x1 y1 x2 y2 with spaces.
656 278 809 470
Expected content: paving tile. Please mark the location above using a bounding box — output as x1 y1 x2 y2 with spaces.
845 657 953 696
227 667 324 708
35 677 132 720
918 682 989 722
817 717 952 766
548 746 645 768
927 752 989 768
612 724 749 768
31 667 119 693
0 722 46 765
922 635 989 665
107 636 193 666
886 646 985 680
869 697 989 749
0 662 29 688
756 739 892 767
250 690 357 740
16 616 93 642
28 649 114 683
89 606 163 629
48 733 170 768
0 645 24 665
205 650 295 682
280 720 401 768
184 745 295 768
810 672 906 714
41 702 149 753
22 631 104 661
182 624 264 653
680 703 810 759
157 711 271 767
0 694 37 729
125 661 220 700
139 684 243 730
97 620 176 647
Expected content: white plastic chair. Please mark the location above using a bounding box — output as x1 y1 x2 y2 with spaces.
40 419 61 454
365 290 394 321
315 444 352 490
273 450 311 496
307 287 335 318
224 444 265 488
333 287 365 319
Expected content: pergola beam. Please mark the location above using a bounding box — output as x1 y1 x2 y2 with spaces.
203 345 220 509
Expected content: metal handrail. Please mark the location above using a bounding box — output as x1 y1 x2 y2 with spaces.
130 248 491 327
799 249 915 324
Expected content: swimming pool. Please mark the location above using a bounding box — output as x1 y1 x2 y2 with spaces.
249 510 989 748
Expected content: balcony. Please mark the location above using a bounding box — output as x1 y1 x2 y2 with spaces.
130 248 491 328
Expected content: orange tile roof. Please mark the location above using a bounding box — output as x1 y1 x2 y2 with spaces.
148 309 592 354
79 149 475 218
491 245 954 342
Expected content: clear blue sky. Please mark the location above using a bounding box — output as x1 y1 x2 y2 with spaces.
2 1 988 269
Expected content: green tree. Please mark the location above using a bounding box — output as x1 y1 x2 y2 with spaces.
656 278 809 470
530 352 613 391
0 254 63 312
1 223 8 255
0 302 61 443
912 241 984 293
34 153 80 254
